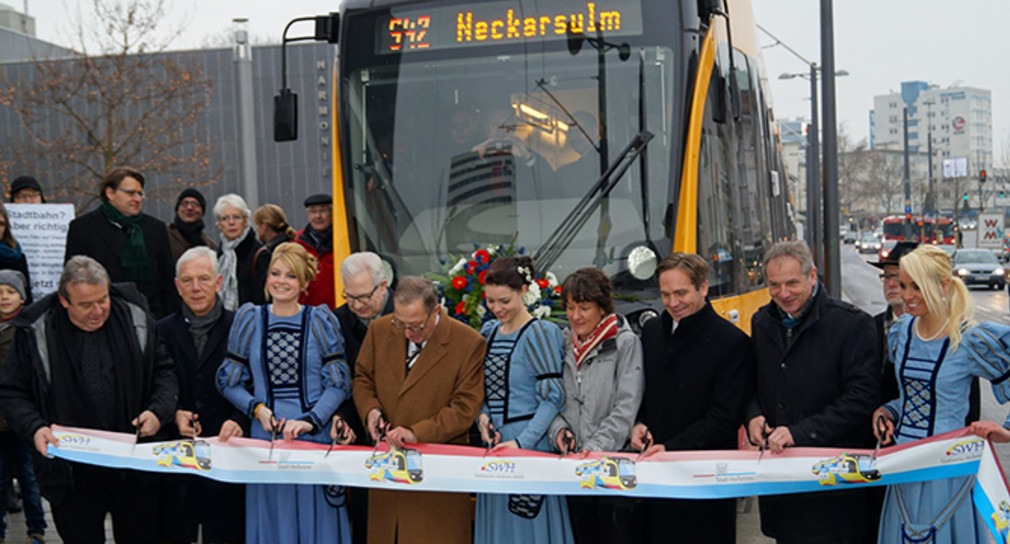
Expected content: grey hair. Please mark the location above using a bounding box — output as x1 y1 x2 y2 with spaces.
765 241 815 275
212 193 251 221
341 252 384 285
176 246 220 277
393 276 439 313
59 255 110 300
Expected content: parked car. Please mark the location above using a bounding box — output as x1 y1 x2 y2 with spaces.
878 240 898 262
953 249 1006 289
843 230 859 244
858 235 882 254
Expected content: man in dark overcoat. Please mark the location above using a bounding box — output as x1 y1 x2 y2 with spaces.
747 241 880 544
631 252 755 544
157 247 246 543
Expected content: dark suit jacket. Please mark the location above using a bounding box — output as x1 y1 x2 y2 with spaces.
65 208 178 318
156 306 245 542
352 309 485 544
333 288 394 444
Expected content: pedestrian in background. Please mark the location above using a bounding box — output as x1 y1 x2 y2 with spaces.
296 194 336 309
213 194 268 310
253 203 297 253
167 188 217 263
0 270 45 544
8 177 44 204
64 167 178 317
548 267 644 544
0 203 32 304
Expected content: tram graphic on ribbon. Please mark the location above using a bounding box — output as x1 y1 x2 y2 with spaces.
574 455 637 490
152 440 212 472
365 445 423 484
810 453 882 486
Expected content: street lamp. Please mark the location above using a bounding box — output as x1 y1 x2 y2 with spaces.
779 67 848 275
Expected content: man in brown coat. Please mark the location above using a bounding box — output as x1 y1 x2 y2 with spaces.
352 276 485 544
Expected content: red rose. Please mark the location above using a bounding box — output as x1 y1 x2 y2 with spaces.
452 276 467 290
554 286 562 294
474 249 491 263
536 278 549 289
478 270 488 285
455 301 467 315
468 260 478 269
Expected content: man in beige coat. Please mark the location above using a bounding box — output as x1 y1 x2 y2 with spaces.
353 276 485 544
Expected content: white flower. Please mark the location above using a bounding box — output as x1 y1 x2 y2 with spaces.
523 283 541 306
448 258 467 275
476 305 487 318
545 271 558 287
533 305 550 319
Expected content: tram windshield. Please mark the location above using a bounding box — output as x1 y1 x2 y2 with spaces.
340 0 681 288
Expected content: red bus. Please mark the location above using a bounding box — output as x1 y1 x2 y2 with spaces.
882 216 954 244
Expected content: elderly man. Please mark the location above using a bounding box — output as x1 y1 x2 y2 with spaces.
333 252 394 544
157 247 244 544
747 241 879 544
65 167 178 318
0 256 178 544
631 252 755 544
296 193 336 309
352 276 484 544
166 188 217 262
8 176 44 203
870 241 917 407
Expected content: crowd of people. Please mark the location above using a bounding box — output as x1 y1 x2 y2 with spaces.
0 169 1001 544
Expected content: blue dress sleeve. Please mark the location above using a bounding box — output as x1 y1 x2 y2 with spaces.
304 306 351 429
882 314 913 419
216 303 261 418
514 320 566 450
963 321 1010 404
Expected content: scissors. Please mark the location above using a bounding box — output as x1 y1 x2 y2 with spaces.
872 414 889 463
133 415 143 448
370 410 389 457
558 428 576 460
635 427 653 462
268 414 282 461
483 421 498 457
188 413 199 442
326 415 349 458
756 426 770 464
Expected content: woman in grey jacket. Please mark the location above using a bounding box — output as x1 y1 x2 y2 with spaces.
548 267 644 544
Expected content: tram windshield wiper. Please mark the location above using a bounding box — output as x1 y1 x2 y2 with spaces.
533 130 653 273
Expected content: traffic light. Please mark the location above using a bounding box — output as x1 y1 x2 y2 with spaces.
963 192 969 202
980 170 987 183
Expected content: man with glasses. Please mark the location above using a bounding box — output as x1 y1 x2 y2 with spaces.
8 176 45 203
65 167 178 317
296 193 336 309
166 188 217 262
352 276 484 544
332 251 393 544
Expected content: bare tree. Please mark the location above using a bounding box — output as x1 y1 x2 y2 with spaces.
0 0 219 209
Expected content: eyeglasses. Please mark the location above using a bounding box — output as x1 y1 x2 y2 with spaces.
880 273 899 282
13 191 40 201
178 199 202 209
114 186 145 199
218 214 245 224
391 310 434 333
342 284 380 303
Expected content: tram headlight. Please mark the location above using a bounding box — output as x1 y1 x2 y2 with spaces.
638 310 659 329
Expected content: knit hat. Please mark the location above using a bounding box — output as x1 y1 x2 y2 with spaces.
176 188 207 212
9 176 45 202
0 270 27 302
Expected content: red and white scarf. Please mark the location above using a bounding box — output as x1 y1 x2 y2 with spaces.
572 314 618 369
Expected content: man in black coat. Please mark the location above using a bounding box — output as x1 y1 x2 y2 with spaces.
333 251 393 544
157 247 245 544
747 241 879 544
0 256 178 543
630 252 755 544
65 167 178 318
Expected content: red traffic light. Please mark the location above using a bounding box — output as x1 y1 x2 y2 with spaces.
980 170 987 182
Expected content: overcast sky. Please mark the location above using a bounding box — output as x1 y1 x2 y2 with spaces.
25 0 1010 163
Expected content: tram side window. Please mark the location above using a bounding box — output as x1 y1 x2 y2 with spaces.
734 53 770 289
696 54 739 298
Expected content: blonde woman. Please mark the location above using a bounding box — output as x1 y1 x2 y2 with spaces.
873 245 1010 544
217 242 352 543
253 204 298 253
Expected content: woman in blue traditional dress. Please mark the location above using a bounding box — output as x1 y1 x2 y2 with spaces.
874 245 1010 544
474 256 574 544
217 242 352 544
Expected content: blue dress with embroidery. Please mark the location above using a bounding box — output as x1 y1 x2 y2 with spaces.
879 314 1010 544
474 319 574 544
217 303 351 544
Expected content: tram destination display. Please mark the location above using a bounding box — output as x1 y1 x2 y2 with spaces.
375 0 644 54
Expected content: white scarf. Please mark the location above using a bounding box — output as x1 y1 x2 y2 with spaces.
219 225 251 311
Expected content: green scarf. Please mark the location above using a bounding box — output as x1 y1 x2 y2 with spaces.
101 201 151 282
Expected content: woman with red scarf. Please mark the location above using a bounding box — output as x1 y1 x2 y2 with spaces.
547 267 644 544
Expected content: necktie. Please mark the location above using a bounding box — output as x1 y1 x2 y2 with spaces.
405 342 422 375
